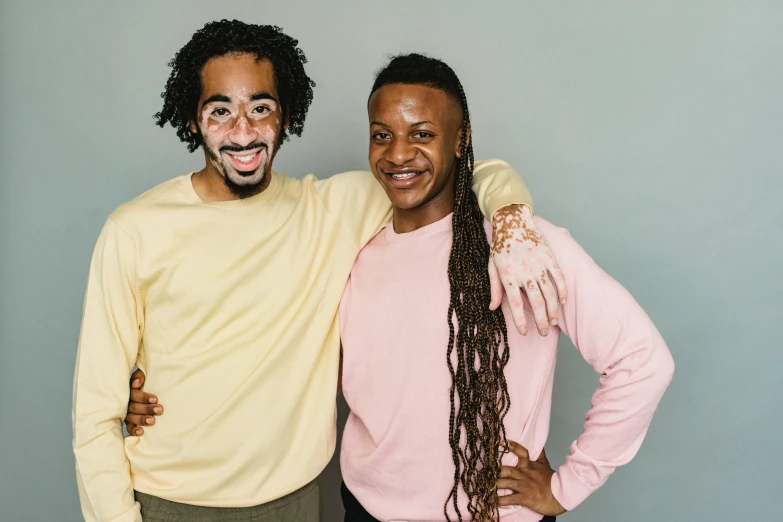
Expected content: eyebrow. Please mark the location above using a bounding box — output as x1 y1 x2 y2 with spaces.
201 92 278 109
370 120 434 127
250 92 278 103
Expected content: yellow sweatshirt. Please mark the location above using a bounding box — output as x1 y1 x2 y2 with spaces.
72 160 532 522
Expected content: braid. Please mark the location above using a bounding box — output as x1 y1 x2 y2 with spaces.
372 54 512 521
445 83 512 522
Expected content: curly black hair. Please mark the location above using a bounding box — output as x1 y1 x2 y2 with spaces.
154 19 315 152
371 53 512 522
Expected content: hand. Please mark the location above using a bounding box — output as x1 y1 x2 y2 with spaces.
497 441 566 516
489 204 567 336
124 368 163 436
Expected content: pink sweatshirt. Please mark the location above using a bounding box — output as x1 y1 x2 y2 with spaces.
339 215 674 522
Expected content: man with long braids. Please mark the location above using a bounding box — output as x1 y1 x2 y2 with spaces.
127 53 675 521
72 21 565 522
334 54 674 521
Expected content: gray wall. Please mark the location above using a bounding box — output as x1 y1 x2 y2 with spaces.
1 1 781 521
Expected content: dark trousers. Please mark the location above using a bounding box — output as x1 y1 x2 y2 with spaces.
341 481 556 522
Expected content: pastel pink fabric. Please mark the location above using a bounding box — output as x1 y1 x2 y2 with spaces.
339 215 674 522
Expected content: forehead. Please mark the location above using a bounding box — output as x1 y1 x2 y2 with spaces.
199 53 277 101
369 83 462 124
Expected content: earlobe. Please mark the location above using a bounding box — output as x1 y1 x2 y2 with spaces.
189 120 199 135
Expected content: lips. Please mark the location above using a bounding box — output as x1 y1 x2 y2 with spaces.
383 168 427 186
224 147 266 173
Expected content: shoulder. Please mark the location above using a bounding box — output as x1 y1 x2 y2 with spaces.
108 176 185 230
312 169 378 193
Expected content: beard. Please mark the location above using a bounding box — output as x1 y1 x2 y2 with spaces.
205 140 276 199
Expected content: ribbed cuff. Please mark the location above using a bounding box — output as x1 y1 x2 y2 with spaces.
550 464 598 512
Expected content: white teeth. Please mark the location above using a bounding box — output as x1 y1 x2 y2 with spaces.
234 152 257 163
392 172 419 179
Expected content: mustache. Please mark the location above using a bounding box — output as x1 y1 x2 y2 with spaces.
219 141 268 153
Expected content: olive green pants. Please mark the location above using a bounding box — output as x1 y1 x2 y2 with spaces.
134 479 321 522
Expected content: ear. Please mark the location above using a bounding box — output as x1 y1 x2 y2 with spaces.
455 123 472 158
189 120 199 135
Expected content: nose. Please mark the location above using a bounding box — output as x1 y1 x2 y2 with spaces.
385 136 417 166
228 115 256 147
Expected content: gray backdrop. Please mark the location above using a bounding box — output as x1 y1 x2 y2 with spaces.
1 1 781 521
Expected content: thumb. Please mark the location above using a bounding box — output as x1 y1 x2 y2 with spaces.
488 258 504 311
507 440 530 467
130 368 146 388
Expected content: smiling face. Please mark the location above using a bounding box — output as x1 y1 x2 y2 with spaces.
190 53 284 198
368 83 466 226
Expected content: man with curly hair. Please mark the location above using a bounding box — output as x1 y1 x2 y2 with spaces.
72 20 566 522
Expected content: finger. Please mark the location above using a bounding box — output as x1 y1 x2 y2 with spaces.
538 269 560 327
488 257 504 311
521 279 549 336
546 255 568 305
129 389 158 405
125 413 156 426
499 274 527 336
506 440 530 464
130 368 146 388
499 465 525 480
125 422 144 436
496 478 526 493
128 402 163 416
498 493 526 507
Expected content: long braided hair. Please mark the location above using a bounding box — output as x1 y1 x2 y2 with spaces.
371 54 512 521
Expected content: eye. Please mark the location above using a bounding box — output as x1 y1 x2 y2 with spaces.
372 132 391 140
253 106 270 114
211 107 230 117
413 131 433 139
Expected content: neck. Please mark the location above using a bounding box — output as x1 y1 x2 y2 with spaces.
392 176 456 234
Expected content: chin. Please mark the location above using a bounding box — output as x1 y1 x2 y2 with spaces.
392 197 427 210
225 166 266 187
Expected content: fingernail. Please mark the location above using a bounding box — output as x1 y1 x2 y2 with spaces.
135 429 142 435
145 417 154 425
561 298 566 304
153 406 162 414
520 328 528 336
550 319 557 326
148 397 157 404
541 328 549 336
132 379 140 387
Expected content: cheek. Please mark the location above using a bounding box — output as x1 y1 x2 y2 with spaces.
368 144 386 168
201 126 230 148
414 145 438 170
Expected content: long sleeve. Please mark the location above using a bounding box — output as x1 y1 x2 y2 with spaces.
72 218 143 522
315 159 533 248
537 218 675 511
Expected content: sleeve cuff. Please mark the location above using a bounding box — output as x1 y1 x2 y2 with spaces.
490 202 533 219
550 463 599 512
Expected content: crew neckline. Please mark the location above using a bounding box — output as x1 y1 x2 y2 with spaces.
384 212 454 243
179 171 281 207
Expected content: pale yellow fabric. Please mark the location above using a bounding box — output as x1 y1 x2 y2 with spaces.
72 160 532 521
